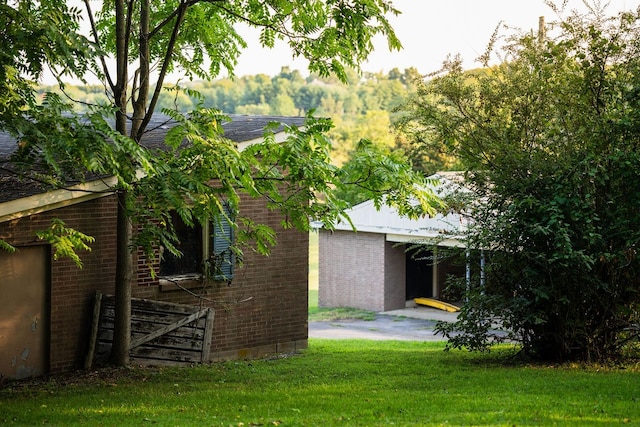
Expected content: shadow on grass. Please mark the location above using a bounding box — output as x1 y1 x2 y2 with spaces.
309 306 377 322
308 289 377 322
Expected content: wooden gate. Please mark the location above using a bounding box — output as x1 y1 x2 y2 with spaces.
88 293 214 367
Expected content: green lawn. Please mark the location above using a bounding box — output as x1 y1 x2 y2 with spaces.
309 230 319 292
5 233 633 426
308 231 320 314
1 340 638 426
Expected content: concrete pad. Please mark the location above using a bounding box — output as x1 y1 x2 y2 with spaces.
308 306 460 341
382 306 459 323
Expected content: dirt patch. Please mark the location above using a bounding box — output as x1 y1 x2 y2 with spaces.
0 366 152 391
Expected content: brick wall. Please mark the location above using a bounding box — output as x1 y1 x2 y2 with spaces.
383 241 407 311
318 230 388 312
1 193 308 374
130 193 309 362
0 195 118 373
318 230 410 312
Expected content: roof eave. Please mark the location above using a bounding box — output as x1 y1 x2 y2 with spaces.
0 176 117 223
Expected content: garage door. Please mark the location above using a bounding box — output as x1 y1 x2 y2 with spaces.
0 246 50 379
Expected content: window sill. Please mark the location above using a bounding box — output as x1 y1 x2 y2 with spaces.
159 274 204 292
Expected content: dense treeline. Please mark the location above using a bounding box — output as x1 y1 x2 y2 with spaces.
39 67 431 168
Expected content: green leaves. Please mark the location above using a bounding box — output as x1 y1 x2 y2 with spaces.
2 0 433 317
335 138 443 218
405 5 640 362
0 240 16 253
94 0 401 86
0 1 92 81
0 1 94 138
127 110 437 276
35 219 95 268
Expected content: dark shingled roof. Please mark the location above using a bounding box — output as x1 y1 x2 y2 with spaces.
139 114 306 150
0 114 306 204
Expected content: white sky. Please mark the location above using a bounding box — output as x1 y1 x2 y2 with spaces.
46 0 639 84
231 0 639 77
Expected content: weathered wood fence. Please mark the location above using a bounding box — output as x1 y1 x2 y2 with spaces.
86 292 214 367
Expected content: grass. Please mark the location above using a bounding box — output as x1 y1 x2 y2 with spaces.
309 231 319 293
308 277 376 322
309 285 376 321
309 306 377 321
2 340 639 426
5 233 633 425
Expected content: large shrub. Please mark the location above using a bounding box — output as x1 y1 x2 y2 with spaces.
404 4 640 361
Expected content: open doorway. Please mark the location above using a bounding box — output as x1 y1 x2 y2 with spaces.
405 247 433 300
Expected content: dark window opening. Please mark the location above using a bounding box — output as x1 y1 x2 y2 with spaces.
159 205 235 281
159 211 203 277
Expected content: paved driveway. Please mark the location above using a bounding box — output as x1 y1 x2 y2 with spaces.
308 307 458 341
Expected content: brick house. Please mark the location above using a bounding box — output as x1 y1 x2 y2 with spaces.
0 115 309 379
317 173 468 312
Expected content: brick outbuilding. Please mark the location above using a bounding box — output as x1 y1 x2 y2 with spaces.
317 173 468 312
0 115 309 379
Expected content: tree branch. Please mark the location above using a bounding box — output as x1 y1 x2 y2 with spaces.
139 1 189 138
131 0 150 139
82 0 115 91
213 2 307 42
148 0 206 39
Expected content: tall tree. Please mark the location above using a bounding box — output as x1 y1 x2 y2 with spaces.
95 0 422 366
0 0 92 132
404 3 640 361
3 0 439 366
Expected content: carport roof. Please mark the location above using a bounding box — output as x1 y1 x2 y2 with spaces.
325 173 468 246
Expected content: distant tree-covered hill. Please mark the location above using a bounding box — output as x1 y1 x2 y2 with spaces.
38 66 456 176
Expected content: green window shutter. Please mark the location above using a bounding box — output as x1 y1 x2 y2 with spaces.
210 203 234 281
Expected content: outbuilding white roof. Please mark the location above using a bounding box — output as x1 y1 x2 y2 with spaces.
328 173 469 247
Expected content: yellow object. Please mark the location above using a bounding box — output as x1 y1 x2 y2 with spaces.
414 298 460 313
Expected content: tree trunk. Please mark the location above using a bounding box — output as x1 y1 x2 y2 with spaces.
110 0 131 366
110 190 132 366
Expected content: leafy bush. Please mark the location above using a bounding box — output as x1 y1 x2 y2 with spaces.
412 4 640 361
